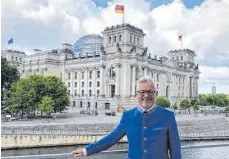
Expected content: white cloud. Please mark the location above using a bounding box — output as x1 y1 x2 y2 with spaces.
22 5 56 23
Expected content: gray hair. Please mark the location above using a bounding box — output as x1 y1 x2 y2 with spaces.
136 76 155 90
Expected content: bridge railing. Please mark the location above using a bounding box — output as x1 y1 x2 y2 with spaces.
2 143 229 159
2 127 229 138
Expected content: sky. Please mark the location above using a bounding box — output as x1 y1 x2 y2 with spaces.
1 0 229 94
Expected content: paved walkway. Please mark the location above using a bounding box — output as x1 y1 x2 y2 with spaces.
1 108 227 127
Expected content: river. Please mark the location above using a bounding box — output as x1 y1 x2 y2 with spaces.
1 140 229 159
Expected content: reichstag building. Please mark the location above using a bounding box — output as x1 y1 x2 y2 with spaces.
1 23 200 111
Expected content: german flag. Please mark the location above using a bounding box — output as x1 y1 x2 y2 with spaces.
178 35 182 41
115 5 124 14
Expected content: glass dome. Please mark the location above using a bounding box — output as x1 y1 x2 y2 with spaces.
72 34 103 57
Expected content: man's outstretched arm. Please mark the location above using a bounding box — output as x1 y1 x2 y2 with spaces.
72 112 126 157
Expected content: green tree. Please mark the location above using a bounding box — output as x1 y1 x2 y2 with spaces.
44 76 69 112
1 57 20 111
155 96 170 108
6 78 35 118
6 75 69 118
179 99 191 114
38 96 54 117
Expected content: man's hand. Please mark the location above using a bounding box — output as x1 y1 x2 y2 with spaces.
72 148 85 157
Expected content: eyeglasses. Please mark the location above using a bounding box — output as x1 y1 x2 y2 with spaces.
137 90 156 96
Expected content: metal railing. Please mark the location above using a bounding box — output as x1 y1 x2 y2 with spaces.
2 143 229 159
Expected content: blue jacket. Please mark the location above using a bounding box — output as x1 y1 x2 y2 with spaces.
85 105 182 159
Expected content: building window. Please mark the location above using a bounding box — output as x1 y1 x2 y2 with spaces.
109 67 116 78
82 82 84 87
177 57 179 61
105 103 110 110
157 74 160 82
130 35 132 43
75 72 77 79
111 85 115 97
183 78 185 84
114 36 117 43
119 35 122 42
15 57 18 61
97 71 100 78
134 37 136 44
151 72 153 78
80 101 82 108
19 58 21 61
97 81 100 87
68 90 70 95
75 82 77 87
82 90 84 96
73 101 75 107
68 73 71 80
75 90 77 96
181 56 183 60
95 102 97 109
89 82 92 87
97 90 100 96
60 73 62 79
11 56 14 60
109 37 111 44
88 102 90 108
89 90 92 96
137 38 139 45
68 82 70 87
89 71 92 79
82 72 84 79
157 84 159 89
179 77 181 84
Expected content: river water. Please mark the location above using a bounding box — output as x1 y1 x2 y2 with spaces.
2 140 229 159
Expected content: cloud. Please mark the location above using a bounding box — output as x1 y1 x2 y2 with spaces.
22 5 56 23
1 0 229 93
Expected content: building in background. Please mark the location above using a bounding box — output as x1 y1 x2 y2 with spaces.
212 86 216 94
1 23 200 111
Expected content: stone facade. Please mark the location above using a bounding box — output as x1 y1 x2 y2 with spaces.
1 23 200 111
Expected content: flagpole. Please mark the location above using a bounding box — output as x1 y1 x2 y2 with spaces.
123 6 125 24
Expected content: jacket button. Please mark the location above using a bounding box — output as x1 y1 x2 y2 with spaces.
144 138 147 141
144 150 147 153
144 126 147 129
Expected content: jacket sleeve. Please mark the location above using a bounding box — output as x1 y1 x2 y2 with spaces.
168 113 182 159
85 112 126 156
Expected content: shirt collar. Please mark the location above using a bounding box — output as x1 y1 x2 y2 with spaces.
139 104 155 112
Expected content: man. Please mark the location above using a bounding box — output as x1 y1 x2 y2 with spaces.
72 76 182 159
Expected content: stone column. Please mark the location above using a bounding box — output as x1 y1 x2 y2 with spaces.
196 77 199 98
85 68 88 96
144 67 147 76
131 65 136 96
115 63 121 96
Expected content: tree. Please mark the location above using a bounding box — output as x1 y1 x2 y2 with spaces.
44 76 69 112
179 99 191 114
155 96 170 108
38 96 54 117
1 57 20 111
6 75 69 118
6 78 35 118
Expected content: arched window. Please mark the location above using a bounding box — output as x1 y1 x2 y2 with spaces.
119 35 122 42
109 37 111 44
114 36 117 43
